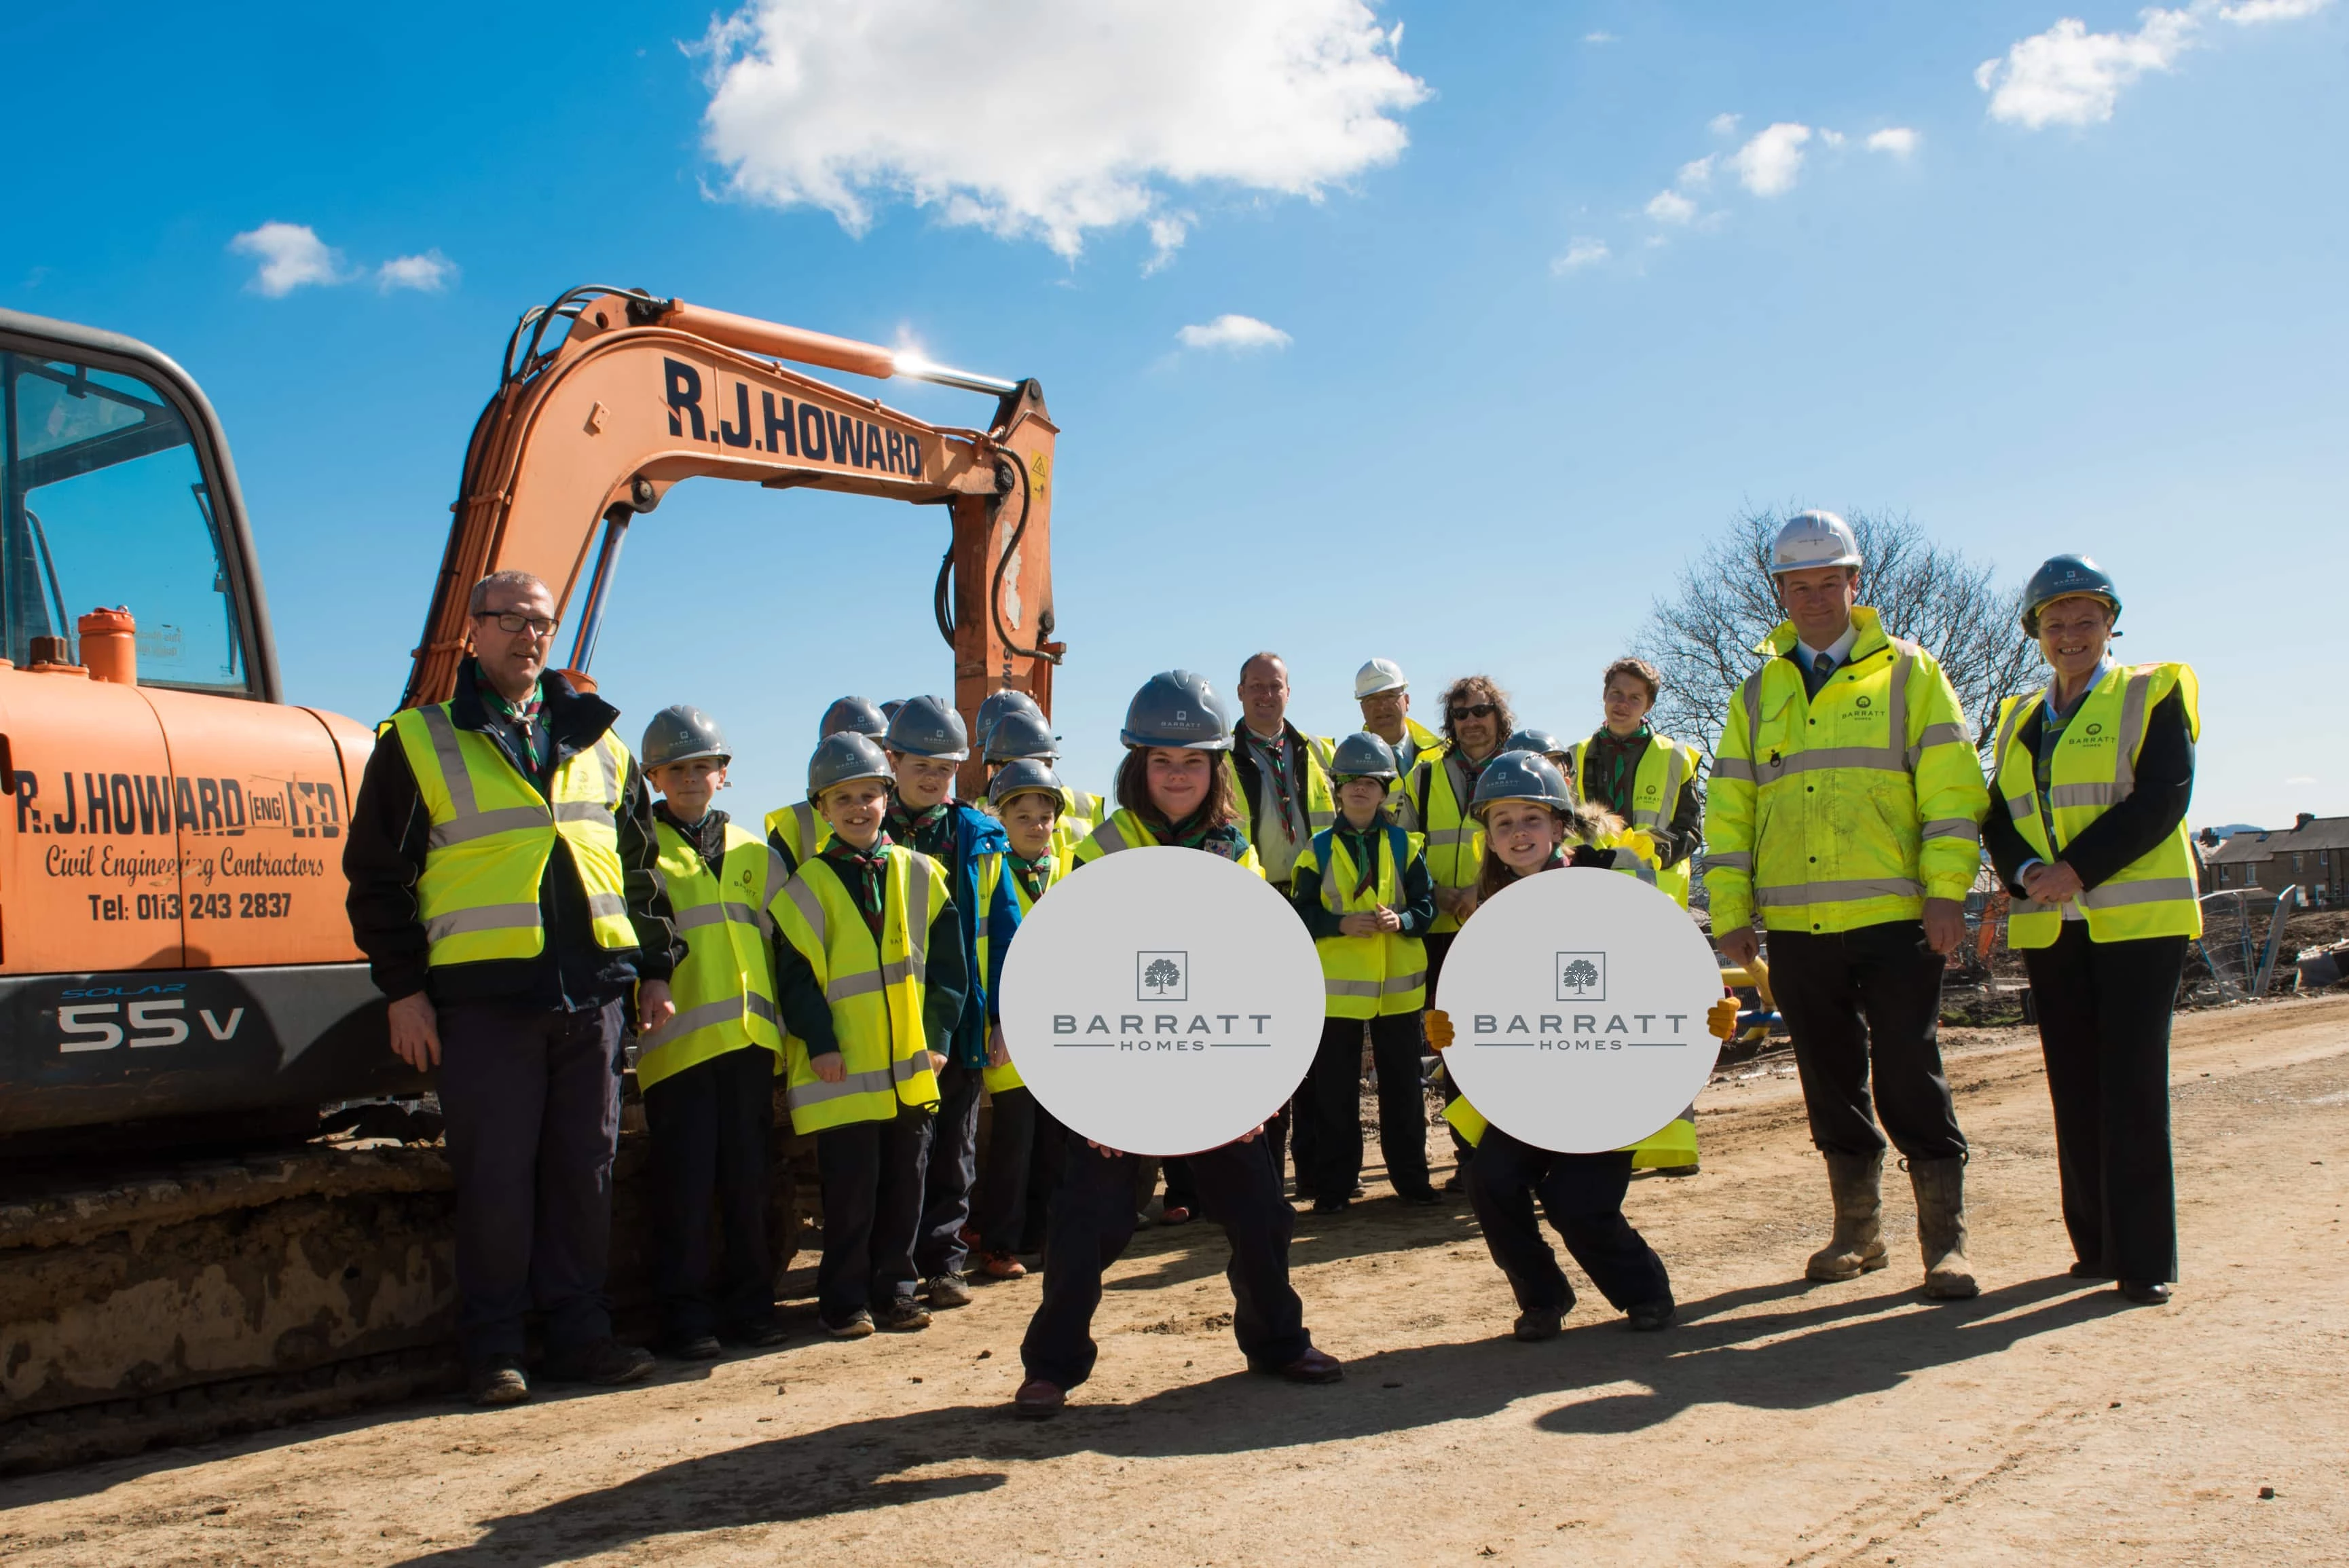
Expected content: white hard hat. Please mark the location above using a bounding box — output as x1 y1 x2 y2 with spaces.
1354 658 1408 699
1769 510 1862 575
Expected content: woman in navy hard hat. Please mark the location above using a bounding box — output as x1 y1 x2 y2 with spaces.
1013 671 1343 1417
1981 557 2200 1306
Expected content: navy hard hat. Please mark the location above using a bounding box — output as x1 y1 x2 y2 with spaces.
1120 670 1234 751
976 688 1044 744
1505 727 1566 760
987 756 1066 810
984 708 1060 763
2021 554 2122 637
818 695 887 740
809 731 893 797
1468 750 1574 820
640 705 730 772
1329 731 1399 781
885 694 971 761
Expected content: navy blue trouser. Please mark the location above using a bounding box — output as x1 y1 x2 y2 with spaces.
915 1058 984 1278
1022 1135 1311 1389
1310 1013 1433 1201
437 998 625 1368
973 1083 1050 1254
815 1103 932 1321
1466 1132 1671 1314
642 1043 777 1339
1769 920 1968 1161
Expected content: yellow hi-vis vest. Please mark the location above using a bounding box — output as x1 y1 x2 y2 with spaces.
764 799 830 872
389 703 636 967
1295 823 1429 1019
1570 731 1703 910
1705 608 1989 935
1403 750 1487 934
768 847 949 1134
1224 731 1339 848
1990 662 2203 948
1075 810 1268 876
1440 1093 1699 1163
974 851 1063 1095
635 819 785 1091
1043 785 1107 863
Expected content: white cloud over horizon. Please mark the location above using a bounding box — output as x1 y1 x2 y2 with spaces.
229 223 346 296
1977 0 2333 128
697 0 1429 265
1175 314 1293 351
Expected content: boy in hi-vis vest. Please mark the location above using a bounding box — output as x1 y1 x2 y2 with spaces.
634 706 790 1358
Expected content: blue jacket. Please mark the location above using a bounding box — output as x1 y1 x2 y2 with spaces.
940 804 1012 1070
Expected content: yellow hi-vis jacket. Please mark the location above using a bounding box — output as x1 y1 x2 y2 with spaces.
1705 608 1989 935
1401 750 1487 934
767 846 949 1135
1225 730 1339 849
1570 732 1703 910
973 850 1065 1095
1990 662 2203 948
635 819 785 1091
1050 785 1107 863
764 799 829 873
1075 809 1268 876
1441 1092 1697 1161
389 704 636 967
1295 824 1430 1019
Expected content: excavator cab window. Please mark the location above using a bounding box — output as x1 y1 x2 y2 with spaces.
1 350 246 688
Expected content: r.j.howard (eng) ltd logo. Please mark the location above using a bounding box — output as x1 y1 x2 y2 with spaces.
1555 951 1607 1002
1137 951 1188 1001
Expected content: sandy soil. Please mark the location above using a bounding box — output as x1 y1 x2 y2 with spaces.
3 994 2345 1568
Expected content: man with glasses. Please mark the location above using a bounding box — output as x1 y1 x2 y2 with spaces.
347 570 683 1406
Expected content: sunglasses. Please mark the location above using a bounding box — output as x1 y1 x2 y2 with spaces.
1449 703 1497 721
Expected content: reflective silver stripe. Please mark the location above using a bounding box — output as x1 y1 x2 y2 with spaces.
1325 977 1383 999
425 901 540 943
2050 783 2124 808
827 963 916 1003
1886 644 1912 769
1706 851 1753 870
1384 969 1427 994
781 877 827 954
748 994 778 1024
1754 877 1923 906
1741 668 1767 764
1921 818 1982 843
1990 691 2035 796
904 852 935 981
1094 818 1134 855
1711 757 1757 783
418 705 479 818
893 1051 927 1083
2112 670 2153 801
428 804 551 848
2005 794 2037 821
639 994 764 1050
2011 899 2054 917
761 851 790 938
674 901 761 932
1771 747 1908 776
2079 876 2197 910
785 1066 897 1110
1424 828 1477 846
586 892 627 922
554 800 613 825
1906 718 1972 770
790 802 817 854
1634 743 1689 829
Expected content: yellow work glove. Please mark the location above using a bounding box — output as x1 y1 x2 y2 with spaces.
1707 996 1739 1041
1424 1008 1454 1051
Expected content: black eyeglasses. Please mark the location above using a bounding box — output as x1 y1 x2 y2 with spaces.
479 611 560 638
1449 703 1496 721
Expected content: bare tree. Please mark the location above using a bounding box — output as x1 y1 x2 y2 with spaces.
1633 506 2037 763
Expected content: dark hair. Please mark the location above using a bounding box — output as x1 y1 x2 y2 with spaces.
1602 656 1661 703
1115 746 1238 831
1471 800 1627 904
1439 675 1516 751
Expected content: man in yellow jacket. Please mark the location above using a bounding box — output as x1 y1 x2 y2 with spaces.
1709 512 1991 1301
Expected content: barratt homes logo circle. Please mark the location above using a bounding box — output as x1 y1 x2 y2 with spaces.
999 848 1323 1156
1438 868 1723 1153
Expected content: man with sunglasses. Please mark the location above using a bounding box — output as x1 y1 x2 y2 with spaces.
347 570 683 1406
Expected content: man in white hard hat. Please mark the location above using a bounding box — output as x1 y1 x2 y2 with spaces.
1354 658 1446 782
1707 510 1990 1302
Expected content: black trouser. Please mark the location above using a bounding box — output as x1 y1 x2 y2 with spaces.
1022 1136 1311 1389
2023 926 2185 1284
1162 1157 1199 1215
915 1058 984 1278
1768 920 1967 1161
1023 1101 1067 1250
1425 931 1473 1165
642 1043 777 1340
1311 1013 1434 1201
813 1104 932 1322
974 1082 1038 1254
1280 1089 1314 1196
437 998 625 1368
1466 1132 1669 1313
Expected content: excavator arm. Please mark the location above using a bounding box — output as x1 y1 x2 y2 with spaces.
402 287 1062 788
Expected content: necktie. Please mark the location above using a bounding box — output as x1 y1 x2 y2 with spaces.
1812 652 1834 680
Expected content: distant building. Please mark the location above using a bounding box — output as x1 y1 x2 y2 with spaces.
2200 814 2348 904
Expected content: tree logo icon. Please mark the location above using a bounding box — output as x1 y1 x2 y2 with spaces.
1554 951 1607 1002
1136 950 1188 1001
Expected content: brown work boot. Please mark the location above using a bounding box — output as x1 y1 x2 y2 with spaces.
1805 1151 1890 1282
1910 1156 1980 1299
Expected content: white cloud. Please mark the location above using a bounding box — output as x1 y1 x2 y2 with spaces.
1644 189 1697 224
1583 30 1616 43
1728 122 1812 195
697 0 1429 264
1175 314 1292 351
1550 238 1610 274
1978 0 2331 129
1677 153 1716 188
229 223 345 296
377 250 458 293
1866 126 1921 155
1708 112 1741 136
1819 128 1847 147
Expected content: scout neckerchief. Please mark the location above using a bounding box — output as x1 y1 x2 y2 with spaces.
819 831 898 940
1243 724 1305 841
477 665 547 772
887 797 953 859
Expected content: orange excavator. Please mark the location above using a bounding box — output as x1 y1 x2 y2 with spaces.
0 287 1060 1151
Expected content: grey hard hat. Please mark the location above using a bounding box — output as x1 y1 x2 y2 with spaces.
976 688 1044 745
1769 510 1862 575
987 756 1066 810
880 699 906 724
641 705 730 772
1469 750 1574 819
2021 554 2121 636
984 708 1060 763
1505 727 1566 760
809 731 895 797
885 694 971 761
819 694 887 740
1120 670 1234 751
1330 731 1399 781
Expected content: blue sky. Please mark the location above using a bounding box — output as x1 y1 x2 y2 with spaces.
6 0 2342 830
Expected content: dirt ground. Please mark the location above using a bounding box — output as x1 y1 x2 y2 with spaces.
4 995 2346 1568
